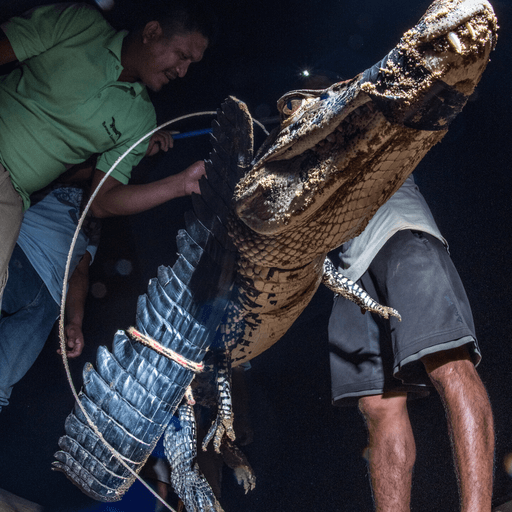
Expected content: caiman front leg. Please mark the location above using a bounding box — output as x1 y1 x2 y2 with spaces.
322 257 401 320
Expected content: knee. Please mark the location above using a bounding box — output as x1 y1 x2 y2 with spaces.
358 392 408 425
422 346 477 389
359 393 416 467
423 349 492 417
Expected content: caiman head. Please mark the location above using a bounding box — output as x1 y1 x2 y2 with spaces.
233 0 497 245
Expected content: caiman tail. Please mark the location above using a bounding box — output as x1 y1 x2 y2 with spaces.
52 99 254 503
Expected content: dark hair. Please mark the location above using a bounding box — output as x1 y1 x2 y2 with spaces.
128 0 218 45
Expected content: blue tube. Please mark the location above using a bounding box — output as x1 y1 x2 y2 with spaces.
171 117 278 140
172 128 213 140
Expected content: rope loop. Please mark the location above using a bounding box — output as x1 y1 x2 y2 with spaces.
128 327 204 373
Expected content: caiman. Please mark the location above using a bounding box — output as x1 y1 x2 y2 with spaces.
53 0 498 510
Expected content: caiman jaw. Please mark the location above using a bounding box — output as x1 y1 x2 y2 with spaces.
234 99 376 230
234 85 373 234
234 0 497 236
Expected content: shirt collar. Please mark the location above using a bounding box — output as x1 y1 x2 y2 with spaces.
105 30 146 97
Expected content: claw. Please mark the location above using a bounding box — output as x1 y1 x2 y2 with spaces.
185 385 196 405
234 466 257 494
202 413 235 454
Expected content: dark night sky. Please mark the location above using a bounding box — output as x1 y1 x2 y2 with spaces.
0 0 511 511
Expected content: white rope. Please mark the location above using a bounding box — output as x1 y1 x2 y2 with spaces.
58 110 269 509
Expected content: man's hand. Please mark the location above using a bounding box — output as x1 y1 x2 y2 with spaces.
57 323 85 358
145 130 175 157
181 160 206 195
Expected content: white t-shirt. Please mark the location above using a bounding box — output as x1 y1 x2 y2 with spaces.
337 174 447 282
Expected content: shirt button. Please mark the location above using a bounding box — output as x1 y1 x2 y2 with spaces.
115 65 119 70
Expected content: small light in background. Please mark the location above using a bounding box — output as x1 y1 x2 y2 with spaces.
115 258 133 276
91 281 107 299
302 70 311 77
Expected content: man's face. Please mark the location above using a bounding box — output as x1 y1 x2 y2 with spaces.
140 24 208 92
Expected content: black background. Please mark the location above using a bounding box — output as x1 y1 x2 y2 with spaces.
0 0 511 510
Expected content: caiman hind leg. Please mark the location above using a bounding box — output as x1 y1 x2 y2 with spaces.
201 349 236 453
202 300 246 453
165 403 224 512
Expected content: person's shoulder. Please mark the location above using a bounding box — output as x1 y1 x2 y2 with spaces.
46 3 102 16
20 2 102 21
9 3 110 37
3 3 113 62
53 3 109 27
51 3 116 50
39 3 112 36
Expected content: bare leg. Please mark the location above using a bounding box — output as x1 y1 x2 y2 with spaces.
359 392 415 512
423 346 494 512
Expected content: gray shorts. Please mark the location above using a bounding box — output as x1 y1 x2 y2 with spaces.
328 230 480 406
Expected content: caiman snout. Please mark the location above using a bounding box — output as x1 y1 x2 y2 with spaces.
416 0 496 46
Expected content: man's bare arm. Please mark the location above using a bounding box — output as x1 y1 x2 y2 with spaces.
57 252 91 358
89 160 205 218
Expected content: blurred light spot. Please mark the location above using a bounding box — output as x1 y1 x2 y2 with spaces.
302 70 310 77
115 258 133 276
503 452 512 476
91 281 107 299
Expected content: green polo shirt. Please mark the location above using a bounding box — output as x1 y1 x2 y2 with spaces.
0 3 156 209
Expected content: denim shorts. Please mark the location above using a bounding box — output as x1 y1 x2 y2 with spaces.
328 230 480 406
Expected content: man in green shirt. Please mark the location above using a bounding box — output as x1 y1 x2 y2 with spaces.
0 1 215 306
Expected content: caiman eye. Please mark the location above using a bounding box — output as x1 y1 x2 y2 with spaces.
282 97 305 116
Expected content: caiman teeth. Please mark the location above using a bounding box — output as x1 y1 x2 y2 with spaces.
466 21 476 39
447 31 463 53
